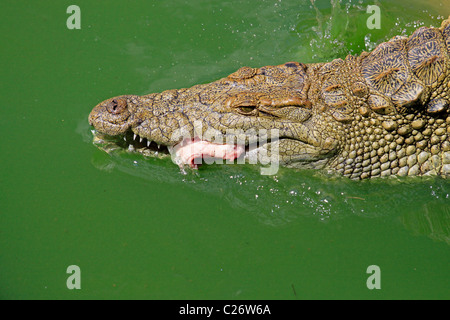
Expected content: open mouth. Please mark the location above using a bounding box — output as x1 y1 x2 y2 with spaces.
92 129 247 168
92 130 171 157
91 127 329 172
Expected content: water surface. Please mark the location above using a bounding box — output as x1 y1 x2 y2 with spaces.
1 0 449 299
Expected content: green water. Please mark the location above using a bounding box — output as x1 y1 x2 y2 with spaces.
1 0 449 300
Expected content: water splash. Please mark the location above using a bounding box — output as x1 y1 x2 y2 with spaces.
291 0 446 63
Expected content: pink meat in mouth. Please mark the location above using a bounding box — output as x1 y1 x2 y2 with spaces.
171 138 245 168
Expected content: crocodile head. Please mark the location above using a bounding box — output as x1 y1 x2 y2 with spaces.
89 61 342 171
89 18 450 178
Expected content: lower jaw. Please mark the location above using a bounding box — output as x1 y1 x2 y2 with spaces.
93 130 326 170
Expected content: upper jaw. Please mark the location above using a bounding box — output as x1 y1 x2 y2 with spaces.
90 94 339 168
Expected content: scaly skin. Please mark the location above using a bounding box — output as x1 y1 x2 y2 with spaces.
89 17 450 179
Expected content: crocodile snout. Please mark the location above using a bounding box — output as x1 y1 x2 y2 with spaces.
88 95 134 135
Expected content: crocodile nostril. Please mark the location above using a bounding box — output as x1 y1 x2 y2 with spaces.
107 98 127 114
111 99 118 110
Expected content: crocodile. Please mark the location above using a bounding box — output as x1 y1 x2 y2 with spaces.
89 17 450 179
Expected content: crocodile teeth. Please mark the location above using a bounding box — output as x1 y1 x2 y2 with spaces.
147 140 151 147
157 144 161 149
133 134 137 140
140 137 143 143
123 136 127 141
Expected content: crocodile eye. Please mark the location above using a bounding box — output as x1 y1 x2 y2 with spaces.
107 98 127 114
239 106 255 113
236 106 258 115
